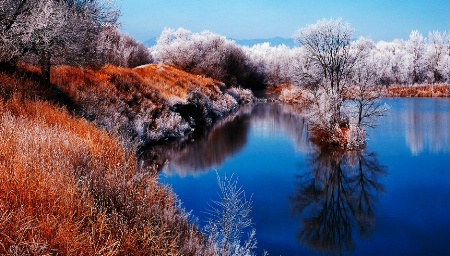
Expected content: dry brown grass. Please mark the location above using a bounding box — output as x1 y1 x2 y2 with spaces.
134 64 224 103
48 64 235 141
0 66 49 102
51 64 224 107
0 97 209 255
0 62 250 255
387 84 450 97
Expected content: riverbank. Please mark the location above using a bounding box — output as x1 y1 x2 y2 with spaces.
0 98 212 254
269 84 450 102
386 84 450 97
0 63 255 254
1 63 254 145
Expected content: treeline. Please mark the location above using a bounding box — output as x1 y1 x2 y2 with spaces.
244 30 450 87
152 28 264 89
0 0 151 83
152 27 449 89
150 22 448 149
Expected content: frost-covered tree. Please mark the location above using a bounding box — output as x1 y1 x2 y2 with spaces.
0 0 119 83
153 28 264 88
293 18 361 95
293 18 370 125
347 37 389 129
370 40 410 85
97 27 152 68
406 30 427 84
364 30 449 86
426 31 448 83
292 18 380 149
243 42 297 87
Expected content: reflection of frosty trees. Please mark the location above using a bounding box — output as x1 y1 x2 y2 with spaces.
404 99 450 155
291 149 386 254
140 106 252 175
144 104 310 176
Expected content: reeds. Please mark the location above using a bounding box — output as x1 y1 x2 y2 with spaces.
387 84 450 97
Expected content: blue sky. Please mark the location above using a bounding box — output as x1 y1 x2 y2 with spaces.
116 0 449 42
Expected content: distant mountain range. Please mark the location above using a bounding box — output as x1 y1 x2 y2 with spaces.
233 37 295 47
144 36 295 48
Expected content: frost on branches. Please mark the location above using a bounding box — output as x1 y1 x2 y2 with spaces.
153 28 264 89
293 18 388 150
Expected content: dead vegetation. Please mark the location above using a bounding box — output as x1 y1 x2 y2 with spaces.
0 97 210 255
0 61 257 255
387 84 450 97
1 63 251 145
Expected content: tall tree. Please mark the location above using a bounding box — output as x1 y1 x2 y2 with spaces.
0 0 119 83
293 18 368 125
426 31 447 83
293 18 357 95
406 30 426 84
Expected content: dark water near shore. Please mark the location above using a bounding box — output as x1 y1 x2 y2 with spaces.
157 98 450 255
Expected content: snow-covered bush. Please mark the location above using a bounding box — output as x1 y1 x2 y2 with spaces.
153 28 264 88
278 85 307 104
228 87 255 104
243 43 297 87
211 93 239 117
205 174 257 256
148 111 190 140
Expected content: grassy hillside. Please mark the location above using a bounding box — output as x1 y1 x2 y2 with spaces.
1 63 252 145
0 63 256 254
0 98 209 255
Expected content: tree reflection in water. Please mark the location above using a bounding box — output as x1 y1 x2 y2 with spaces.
141 104 310 176
139 105 253 175
291 148 386 254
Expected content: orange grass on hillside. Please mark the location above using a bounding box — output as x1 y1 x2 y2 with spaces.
0 66 51 102
134 64 224 102
0 98 209 255
52 64 224 106
48 64 233 141
387 84 450 97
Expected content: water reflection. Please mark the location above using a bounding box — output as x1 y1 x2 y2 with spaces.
140 105 253 176
394 99 450 155
248 103 311 154
291 149 386 255
142 104 310 176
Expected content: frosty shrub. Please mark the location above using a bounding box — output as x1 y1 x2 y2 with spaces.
346 123 367 149
243 42 297 87
154 28 265 88
228 87 255 104
306 88 341 131
205 174 258 256
211 93 239 116
279 85 307 104
149 111 191 140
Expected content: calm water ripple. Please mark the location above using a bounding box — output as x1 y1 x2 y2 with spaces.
153 98 449 255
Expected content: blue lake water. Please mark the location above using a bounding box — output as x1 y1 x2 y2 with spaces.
157 98 450 255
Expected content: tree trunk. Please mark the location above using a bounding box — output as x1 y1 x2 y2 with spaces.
40 53 51 85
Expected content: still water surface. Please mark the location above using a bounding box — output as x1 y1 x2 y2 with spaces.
157 98 449 255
